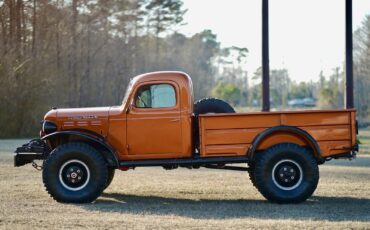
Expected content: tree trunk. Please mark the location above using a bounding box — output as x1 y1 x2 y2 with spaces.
8 0 14 50
31 0 36 54
15 0 22 57
80 15 91 107
0 5 8 55
70 0 78 106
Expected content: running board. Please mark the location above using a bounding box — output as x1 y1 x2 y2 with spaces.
203 164 250 171
119 156 249 167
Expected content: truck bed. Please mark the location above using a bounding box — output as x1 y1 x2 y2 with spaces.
199 109 357 158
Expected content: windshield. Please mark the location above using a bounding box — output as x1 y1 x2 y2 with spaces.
122 79 134 105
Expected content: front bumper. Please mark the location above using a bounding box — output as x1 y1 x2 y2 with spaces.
14 139 49 167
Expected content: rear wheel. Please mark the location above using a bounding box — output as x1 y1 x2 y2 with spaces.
42 142 108 203
193 98 235 150
248 163 256 187
252 143 319 203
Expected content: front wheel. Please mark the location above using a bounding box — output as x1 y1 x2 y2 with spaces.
104 168 115 190
252 143 319 203
42 142 108 203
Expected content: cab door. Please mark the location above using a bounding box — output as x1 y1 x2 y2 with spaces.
126 81 185 159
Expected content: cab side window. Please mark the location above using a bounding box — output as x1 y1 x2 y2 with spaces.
135 84 176 108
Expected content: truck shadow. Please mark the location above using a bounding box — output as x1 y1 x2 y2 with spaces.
80 193 370 221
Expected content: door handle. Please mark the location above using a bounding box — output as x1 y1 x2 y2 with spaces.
170 119 180 122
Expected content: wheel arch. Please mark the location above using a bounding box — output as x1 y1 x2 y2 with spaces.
249 126 323 162
42 131 119 168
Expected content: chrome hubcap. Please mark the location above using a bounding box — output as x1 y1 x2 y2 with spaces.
272 159 303 190
59 159 90 191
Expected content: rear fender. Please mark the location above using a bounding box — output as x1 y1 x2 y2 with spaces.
249 126 322 163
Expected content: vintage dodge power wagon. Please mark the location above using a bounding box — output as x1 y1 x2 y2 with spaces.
15 71 358 203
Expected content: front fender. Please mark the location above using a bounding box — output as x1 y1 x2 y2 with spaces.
42 131 119 167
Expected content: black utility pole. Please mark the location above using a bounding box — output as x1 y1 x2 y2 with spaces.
345 0 354 109
262 0 270 111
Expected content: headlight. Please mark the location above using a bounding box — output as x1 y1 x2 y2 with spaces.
42 121 57 134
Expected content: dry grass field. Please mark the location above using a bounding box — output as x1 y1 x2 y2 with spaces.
1 138 370 229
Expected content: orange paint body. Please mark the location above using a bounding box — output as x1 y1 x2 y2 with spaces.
43 71 357 161
199 110 357 158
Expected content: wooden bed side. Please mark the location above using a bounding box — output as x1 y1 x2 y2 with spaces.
199 109 355 158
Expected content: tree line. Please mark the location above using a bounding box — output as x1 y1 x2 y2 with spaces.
0 0 222 137
0 1 369 137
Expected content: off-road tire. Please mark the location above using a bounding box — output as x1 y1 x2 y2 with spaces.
194 98 235 116
105 167 115 190
248 163 256 187
42 142 108 203
253 143 319 204
193 98 235 149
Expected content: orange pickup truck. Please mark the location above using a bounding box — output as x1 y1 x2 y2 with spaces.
14 71 358 204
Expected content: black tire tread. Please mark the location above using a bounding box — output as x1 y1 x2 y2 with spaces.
105 168 115 190
42 142 108 203
194 98 235 115
253 143 319 204
248 163 257 188
193 98 235 149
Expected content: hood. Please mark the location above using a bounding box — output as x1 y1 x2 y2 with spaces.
55 107 111 120
44 107 112 137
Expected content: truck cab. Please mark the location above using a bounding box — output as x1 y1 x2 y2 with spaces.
116 71 194 160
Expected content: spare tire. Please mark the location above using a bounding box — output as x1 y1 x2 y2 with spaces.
193 98 235 151
194 98 235 116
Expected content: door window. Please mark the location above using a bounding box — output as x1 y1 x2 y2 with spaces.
135 84 176 108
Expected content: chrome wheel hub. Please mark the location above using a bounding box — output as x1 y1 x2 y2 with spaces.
272 159 303 190
59 159 90 191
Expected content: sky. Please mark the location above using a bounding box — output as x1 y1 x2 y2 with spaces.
181 0 370 82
